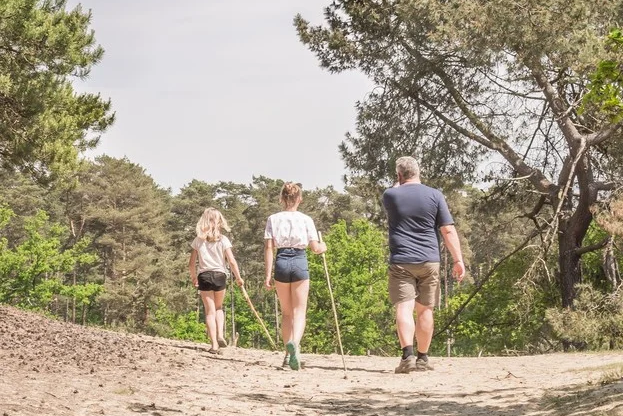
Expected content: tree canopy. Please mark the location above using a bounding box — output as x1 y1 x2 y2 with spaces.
0 0 114 182
295 0 623 308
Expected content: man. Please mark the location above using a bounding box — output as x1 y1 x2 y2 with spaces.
382 156 465 373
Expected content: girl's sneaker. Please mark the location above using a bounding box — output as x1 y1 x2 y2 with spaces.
286 342 300 370
283 353 305 368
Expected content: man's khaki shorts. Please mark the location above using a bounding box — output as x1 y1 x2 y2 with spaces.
388 263 440 307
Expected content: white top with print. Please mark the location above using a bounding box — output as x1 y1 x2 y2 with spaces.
190 235 232 274
264 211 318 249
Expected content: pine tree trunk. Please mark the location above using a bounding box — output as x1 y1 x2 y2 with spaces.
558 223 589 352
558 228 581 309
556 158 595 310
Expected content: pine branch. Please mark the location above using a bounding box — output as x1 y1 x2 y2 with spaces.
575 237 611 256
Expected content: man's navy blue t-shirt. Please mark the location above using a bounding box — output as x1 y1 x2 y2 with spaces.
382 183 454 264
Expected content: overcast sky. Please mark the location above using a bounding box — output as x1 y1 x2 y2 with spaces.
68 0 373 193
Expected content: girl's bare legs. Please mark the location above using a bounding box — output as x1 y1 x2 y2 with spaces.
200 290 227 350
200 291 218 349
214 289 226 344
275 279 309 369
275 279 310 345
275 281 293 347
290 279 309 345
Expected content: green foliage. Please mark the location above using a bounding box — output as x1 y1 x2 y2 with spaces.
60 281 103 306
0 170 61 245
0 0 114 182
0 205 15 229
0 207 99 310
545 284 623 350
149 300 207 342
306 219 395 355
432 249 554 356
29 278 102 310
582 29 623 122
580 223 622 292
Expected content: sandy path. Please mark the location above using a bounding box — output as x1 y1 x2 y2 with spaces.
1 306 622 416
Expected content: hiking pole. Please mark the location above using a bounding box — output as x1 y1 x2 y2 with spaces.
318 231 348 379
240 285 278 350
229 272 237 347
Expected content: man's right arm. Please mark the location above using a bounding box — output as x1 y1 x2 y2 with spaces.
439 225 465 281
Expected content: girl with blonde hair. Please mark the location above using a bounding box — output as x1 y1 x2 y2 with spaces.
264 182 327 370
189 208 244 354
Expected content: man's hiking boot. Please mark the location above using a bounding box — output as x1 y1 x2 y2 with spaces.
415 357 434 371
217 338 228 348
394 355 417 374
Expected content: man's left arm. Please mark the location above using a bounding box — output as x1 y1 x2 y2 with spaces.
439 225 465 281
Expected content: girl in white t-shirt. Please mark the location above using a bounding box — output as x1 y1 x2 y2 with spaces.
264 182 327 370
189 208 244 354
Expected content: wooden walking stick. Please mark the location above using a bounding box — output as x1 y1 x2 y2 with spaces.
318 231 348 378
240 285 278 350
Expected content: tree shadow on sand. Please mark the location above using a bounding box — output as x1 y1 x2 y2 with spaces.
237 379 623 416
239 385 542 416
537 378 623 416
301 363 389 374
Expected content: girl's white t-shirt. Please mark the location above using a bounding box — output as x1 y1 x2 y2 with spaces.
264 211 318 249
190 235 232 274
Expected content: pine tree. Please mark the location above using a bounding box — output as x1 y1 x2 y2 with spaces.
70 156 173 328
0 0 114 182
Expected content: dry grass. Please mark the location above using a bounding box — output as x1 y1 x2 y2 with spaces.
600 366 623 385
541 364 623 416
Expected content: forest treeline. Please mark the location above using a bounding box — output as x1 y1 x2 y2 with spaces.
1 0 623 357
1 156 621 356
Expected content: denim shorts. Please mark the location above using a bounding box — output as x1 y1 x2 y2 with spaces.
274 248 309 283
